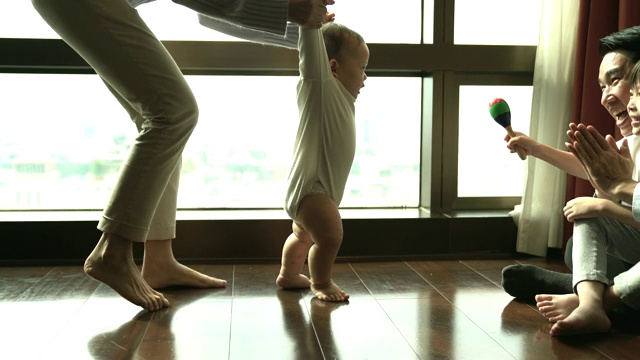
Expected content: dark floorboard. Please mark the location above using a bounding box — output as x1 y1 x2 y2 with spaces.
2 257 639 359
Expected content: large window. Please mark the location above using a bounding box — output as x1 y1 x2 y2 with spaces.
0 74 420 210
0 0 542 213
454 0 542 45
458 85 533 198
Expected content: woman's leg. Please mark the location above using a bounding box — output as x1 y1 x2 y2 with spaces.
140 160 225 289
101 80 226 290
32 0 197 310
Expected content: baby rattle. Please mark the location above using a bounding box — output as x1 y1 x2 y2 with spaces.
488 98 527 160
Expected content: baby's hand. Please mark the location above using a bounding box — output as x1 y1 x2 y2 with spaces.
324 12 335 23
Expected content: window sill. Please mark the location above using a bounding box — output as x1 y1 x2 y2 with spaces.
0 207 445 222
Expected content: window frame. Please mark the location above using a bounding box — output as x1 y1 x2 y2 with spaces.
0 0 537 214
440 72 535 212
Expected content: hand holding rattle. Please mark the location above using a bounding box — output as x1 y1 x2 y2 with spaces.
489 98 527 160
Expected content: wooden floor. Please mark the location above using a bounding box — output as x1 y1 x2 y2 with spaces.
2 257 640 360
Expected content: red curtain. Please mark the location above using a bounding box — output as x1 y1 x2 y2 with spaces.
564 0 640 247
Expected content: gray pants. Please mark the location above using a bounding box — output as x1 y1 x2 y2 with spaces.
32 0 198 241
564 237 633 282
572 216 640 309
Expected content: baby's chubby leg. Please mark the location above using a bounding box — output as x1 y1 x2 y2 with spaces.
276 222 313 289
297 194 349 302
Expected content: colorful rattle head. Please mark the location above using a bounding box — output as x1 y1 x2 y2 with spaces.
488 98 511 128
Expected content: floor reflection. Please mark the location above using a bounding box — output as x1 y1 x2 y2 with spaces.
275 290 326 359
308 296 349 356
87 287 224 359
87 309 154 359
7 259 637 359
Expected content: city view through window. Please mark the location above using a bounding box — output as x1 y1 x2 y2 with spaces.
0 74 421 210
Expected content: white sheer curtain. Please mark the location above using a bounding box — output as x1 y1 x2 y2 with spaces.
514 0 580 256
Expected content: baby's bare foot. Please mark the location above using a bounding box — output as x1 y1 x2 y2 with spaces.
535 293 579 323
85 236 169 311
276 273 311 289
311 281 349 302
142 261 227 289
549 303 611 336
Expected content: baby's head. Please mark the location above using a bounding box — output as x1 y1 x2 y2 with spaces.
628 60 640 135
322 23 369 100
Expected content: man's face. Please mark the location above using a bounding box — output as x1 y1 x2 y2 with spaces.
599 51 634 136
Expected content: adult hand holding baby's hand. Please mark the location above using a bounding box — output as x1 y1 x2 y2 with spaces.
288 0 335 29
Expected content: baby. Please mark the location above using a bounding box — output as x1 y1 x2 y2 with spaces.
276 21 369 302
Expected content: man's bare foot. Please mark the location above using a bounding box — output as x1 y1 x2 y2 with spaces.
549 303 612 336
276 273 311 289
311 281 349 302
142 260 227 289
536 294 579 323
84 233 169 311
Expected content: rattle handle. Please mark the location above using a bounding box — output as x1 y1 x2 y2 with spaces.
505 125 527 160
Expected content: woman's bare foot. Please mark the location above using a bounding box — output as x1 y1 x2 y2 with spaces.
84 233 169 311
276 273 311 289
142 260 227 289
535 294 579 323
549 303 611 336
311 281 349 302
141 239 227 289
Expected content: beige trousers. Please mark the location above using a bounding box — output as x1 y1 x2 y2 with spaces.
32 0 198 241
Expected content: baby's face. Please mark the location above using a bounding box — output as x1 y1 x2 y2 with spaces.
333 39 369 100
629 84 640 135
